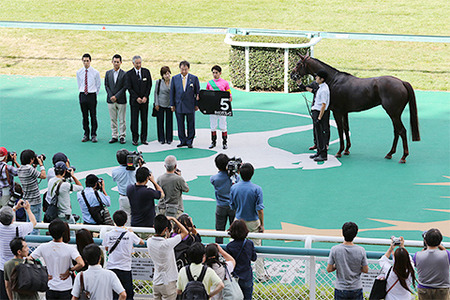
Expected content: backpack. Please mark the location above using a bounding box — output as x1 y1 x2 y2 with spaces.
181 265 209 300
10 259 49 294
43 180 63 223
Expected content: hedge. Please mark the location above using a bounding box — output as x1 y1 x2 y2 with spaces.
229 35 312 92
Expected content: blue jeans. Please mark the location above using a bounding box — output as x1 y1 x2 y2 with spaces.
27 203 41 235
334 288 363 300
238 278 253 300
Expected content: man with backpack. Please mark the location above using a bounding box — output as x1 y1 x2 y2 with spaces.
4 237 39 300
177 242 224 299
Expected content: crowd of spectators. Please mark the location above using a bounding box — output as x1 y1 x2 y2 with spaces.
0 147 449 299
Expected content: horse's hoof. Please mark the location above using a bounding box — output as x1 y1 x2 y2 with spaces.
385 155 392 159
344 151 350 156
399 159 406 164
335 153 342 158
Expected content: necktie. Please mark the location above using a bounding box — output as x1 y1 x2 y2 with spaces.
137 70 141 80
84 69 88 95
182 76 186 90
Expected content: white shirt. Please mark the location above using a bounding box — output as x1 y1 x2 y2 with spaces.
31 241 81 291
378 255 414 300
47 176 83 217
102 227 141 271
77 66 101 94
147 235 182 285
72 265 125 300
0 223 34 271
134 67 141 79
311 82 330 111
113 69 120 84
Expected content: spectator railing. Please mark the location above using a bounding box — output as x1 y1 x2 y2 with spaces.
23 222 449 299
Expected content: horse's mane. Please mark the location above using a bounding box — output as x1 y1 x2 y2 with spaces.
310 57 353 77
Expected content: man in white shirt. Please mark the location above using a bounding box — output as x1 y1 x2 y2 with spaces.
47 161 83 224
103 210 144 300
30 218 85 299
309 69 331 162
147 215 188 300
72 243 126 300
76 53 101 143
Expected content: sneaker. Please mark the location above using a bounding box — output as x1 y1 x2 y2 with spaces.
91 136 98 143
81 136 89 142
309 153 319 159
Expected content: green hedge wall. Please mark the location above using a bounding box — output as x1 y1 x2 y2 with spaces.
229 36 312 92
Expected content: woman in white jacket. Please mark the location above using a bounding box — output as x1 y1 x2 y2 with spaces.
378 237 417 300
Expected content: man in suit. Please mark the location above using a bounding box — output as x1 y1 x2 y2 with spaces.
126 56 152 146
76 53 101 143
105 54 127 144
170 61 200 148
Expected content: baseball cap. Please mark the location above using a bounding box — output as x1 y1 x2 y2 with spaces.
0 147 7 161
54 161 67 171
0 206 14 225
52 152 68 165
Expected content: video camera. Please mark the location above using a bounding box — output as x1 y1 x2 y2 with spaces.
227 157 242 177
126 151 145 170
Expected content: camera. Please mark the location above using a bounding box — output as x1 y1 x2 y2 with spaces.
34 153 46 163
227 157 242 177
391 236 401 246
126 151 145 170
6 151 16 163
63 166 76 179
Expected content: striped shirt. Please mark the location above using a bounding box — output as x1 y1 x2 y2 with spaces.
18 165 41 205
0 162 18 196
0 222 34 271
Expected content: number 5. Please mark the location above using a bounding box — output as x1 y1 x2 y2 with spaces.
220 98 229 111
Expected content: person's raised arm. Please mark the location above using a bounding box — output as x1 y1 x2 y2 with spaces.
21 200 37 226
148 173 165 199
70 169 82 186
168 216 188 240
36 157 46 179
217 244 235 267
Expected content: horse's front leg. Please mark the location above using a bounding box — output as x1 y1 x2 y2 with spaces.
343 113 351 155
333 112 345 157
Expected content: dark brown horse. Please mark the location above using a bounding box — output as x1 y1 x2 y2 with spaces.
291 55 420 163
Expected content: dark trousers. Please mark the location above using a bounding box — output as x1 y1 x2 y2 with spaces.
0 270 7 300
238 278 253 300
79 93 97 137
175 112 195 145
313 109 330 146
156 107 173 143
334 288 363 300
130 103 149 142
111 269 134 300
312 110 329 158
215 205 235 244
46 289 72 300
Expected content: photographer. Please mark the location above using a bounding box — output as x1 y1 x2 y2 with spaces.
127 166 164 228
0 147 20 209
77 174 111 225
112 149 144 226
157 155 189 218
45 152 71 208
18 149 46 234
47 161 83 224
210 154 238 244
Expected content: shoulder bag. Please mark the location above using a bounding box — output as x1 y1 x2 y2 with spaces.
108 231 127 255
44 180 63 223
81 190 114 225
10 258 48 294
77 272 91 300
222 263 244 300
369 267 399 300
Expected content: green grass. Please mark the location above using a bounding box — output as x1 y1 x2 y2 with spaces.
0 0 449 90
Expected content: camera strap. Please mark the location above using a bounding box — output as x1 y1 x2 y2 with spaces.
93 190 105 208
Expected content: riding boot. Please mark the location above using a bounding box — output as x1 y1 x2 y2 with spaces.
222 132 228 149
209 131 217 149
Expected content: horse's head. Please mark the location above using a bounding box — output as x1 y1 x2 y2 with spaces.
290 55 310 81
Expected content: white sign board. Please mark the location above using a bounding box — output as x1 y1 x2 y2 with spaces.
131 257 154 281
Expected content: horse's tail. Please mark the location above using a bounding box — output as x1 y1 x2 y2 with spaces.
403 81 420 141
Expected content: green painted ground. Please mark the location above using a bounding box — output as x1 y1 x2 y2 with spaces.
0 75 449 249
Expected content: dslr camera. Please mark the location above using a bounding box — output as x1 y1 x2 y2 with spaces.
34 153 46 164
6 151 16 163
227 157 242 177
63 166 77 179
126 151 145 170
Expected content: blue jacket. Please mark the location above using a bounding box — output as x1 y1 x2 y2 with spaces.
169 73 200 114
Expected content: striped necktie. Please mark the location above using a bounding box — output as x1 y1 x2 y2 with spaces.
84 69 88 95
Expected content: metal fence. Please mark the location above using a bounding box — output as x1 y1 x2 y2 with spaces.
24 223 447 299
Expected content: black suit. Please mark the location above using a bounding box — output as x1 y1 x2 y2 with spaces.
126 68 152 143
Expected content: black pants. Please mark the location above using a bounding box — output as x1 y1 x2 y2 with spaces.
130 103 149 143
111 269 134 300
156 107 173 143
0 270 7 300
46 289 72 300
175 112 195 145
312 110 329 158
79 92 98 138
215 205 236 244
313 109 330 146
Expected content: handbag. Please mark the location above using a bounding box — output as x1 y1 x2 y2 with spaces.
44 180 63 223
10 258 48 294
81 190 114 225
222 264 244 300
78 272 91 300
369 267 398 300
